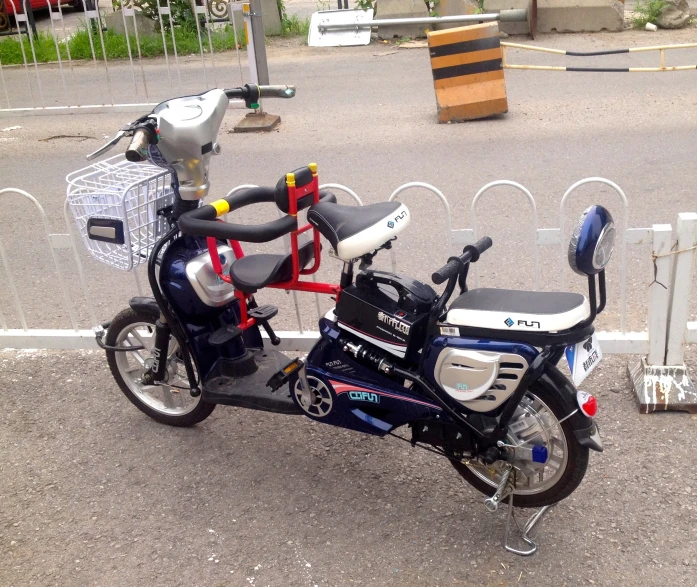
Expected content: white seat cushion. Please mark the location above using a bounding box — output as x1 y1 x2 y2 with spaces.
446 288 590 333
308 201 410 260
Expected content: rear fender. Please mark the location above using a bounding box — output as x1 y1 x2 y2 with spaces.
538 363 603 452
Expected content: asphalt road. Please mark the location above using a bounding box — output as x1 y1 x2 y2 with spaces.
2 350 697 586
1 27 697 586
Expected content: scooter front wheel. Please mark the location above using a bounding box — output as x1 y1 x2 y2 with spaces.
451 382 589 509
105 308 215 426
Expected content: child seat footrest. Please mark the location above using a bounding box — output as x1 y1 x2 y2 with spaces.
248 305 279 322
209 324 243 346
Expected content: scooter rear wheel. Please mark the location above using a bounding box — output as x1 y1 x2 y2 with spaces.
105 308 215 427
451 382 589 508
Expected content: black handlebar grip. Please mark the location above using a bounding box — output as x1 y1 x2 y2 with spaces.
474 236 493 255
432 236 493 285
432 258 462 285
125 128 152 162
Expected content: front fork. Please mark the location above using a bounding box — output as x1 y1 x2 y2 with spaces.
141 314 172 385
139 313 201 397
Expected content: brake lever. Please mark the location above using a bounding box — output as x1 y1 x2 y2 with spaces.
85 129 128 161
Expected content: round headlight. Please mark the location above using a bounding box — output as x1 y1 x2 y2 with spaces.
568 205 615 276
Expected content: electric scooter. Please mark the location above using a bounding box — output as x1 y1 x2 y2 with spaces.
82 84 609 555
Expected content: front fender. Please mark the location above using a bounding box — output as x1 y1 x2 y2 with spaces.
129 296 161 319
537 363 603 452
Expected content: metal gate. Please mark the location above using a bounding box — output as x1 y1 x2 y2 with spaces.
0 0 259 115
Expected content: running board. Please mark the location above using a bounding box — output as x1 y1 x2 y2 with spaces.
202 349 302 414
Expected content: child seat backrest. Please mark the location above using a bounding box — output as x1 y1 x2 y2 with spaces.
274 164 317 214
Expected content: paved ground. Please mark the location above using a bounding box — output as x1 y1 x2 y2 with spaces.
2 350 697 586
1 25 697 587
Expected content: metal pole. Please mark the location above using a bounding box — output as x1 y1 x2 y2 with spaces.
24 0 37 39
249 0 269 85
318 11 527 31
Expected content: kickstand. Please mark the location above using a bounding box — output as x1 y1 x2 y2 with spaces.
484 466 552 556
504 487 551 556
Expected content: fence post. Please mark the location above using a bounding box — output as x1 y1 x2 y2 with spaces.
630 214 697 414
647 224 673 366
665 213 697 366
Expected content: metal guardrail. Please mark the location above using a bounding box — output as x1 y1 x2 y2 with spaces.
0 0 258 116
501 41 697 73
1 178 695 372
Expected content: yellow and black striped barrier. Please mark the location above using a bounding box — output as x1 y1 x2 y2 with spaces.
427 22 507 123
427 34 696 123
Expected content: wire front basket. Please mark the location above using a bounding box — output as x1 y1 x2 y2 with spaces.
67 154 175 271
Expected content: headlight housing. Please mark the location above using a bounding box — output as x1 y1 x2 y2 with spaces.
568 205 615 276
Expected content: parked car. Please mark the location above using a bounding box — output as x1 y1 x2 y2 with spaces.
4 0 87 16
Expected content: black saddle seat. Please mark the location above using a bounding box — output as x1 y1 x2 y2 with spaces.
308 201 403 256
230 240 317 293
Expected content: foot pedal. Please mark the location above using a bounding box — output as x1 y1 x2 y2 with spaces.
248 305 278 322
209 324 243 346
267 358 304 391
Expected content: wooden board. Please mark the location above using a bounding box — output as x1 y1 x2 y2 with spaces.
427 22 508 123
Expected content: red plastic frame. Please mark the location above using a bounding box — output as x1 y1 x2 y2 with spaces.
206 165 341 331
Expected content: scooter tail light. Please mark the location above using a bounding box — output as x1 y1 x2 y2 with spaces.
576 391 597 418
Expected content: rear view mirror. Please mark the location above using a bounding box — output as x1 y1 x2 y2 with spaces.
568 205 615 276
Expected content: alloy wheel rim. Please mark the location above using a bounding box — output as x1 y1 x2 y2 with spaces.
466 391 569 496
114 321 200 416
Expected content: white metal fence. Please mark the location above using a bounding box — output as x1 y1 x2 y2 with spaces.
0 0 254 115
1 178 696 373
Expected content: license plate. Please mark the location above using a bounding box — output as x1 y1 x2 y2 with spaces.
565 333 602 387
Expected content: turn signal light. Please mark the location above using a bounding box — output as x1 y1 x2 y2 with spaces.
576 391 598 418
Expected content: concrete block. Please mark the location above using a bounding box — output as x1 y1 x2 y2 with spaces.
261 0 282 36
484 0 530 34
378 0 430 39
656 0 691 29
537 0 624 33
105 10 157 37
433 0 480 30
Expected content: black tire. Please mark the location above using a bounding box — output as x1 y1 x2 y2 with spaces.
105 308 215 427
71 0 85 11
452 382 589 509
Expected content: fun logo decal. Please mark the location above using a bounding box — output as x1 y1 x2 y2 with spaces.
504 317 541 329
387 209 408 229
348 391 380 403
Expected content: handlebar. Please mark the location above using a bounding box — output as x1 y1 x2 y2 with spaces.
178 187 335 242
432 236 493 285
225 84 296 106
86 84 295 161
125 127 153 163
178 188 295 243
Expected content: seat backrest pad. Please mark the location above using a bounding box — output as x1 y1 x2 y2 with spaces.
275 166 315 214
